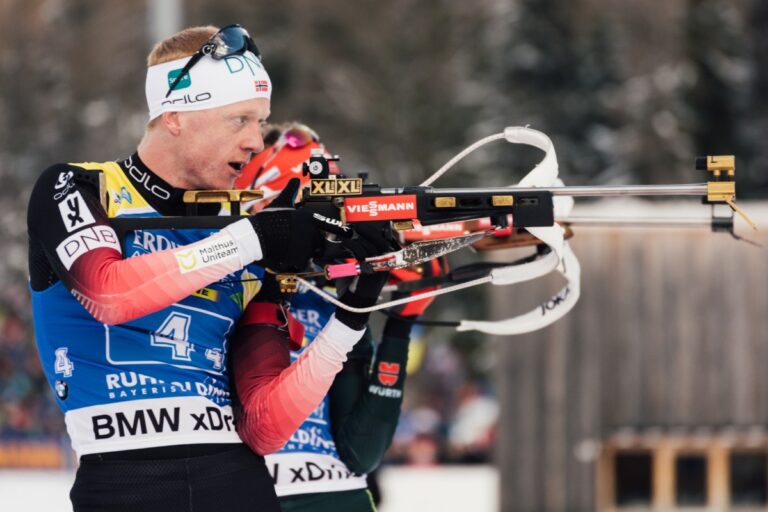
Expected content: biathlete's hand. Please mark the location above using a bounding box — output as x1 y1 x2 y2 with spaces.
314 215 400 263
250 178 353 272
344 221 399 261
334 271 390 331
389 256 449 318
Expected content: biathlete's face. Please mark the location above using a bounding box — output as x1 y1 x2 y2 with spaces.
175 97 270 190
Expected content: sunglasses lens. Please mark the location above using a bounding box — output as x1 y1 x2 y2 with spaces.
218 29 245 50
210 25 261 60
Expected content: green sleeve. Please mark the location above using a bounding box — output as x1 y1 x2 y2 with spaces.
329 318 412 474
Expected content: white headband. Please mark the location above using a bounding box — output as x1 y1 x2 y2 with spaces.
145 51 271 120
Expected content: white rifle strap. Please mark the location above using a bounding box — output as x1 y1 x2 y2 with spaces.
457 242 580 334
308 127 582 335
456 127 581 335
297 248 561 314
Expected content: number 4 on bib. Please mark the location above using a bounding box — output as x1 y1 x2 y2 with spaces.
151 312 194 361
54 347 75 377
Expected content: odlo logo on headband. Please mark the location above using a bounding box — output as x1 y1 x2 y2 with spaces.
167 69 191 91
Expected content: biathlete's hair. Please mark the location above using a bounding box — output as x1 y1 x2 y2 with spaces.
146 25 218 66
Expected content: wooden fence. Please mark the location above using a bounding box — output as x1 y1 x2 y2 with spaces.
492 203 768 511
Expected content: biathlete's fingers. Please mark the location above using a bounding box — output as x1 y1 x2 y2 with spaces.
267 177 301 208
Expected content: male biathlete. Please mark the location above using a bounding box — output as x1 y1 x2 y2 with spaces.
27 26 390 512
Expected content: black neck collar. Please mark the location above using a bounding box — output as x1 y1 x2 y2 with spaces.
119 153 217 216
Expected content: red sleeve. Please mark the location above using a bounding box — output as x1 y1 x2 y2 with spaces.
27 164 260 325
231 313 364 455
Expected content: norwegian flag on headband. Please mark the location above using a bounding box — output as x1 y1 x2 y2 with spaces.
254 80 270 93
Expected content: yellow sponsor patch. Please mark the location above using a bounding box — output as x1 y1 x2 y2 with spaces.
193 288 219 302
175 249 198 272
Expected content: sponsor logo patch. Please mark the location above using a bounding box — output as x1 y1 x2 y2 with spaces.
91 406 235 440
53 171 75 200
224 53 265 75
55 225 121 270
55 380 69 400
309 178 363 196
377 361 401 386
160 92 213 108
193 287 219 302
174 237 239 274
124 156 172 200
58 191 96 232
311 212 351 233
167 68 191 90
368 384 402 398
344 195 417 221
113 186 133 205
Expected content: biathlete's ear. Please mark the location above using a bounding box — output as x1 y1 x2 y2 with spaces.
162 111 183 136
267 178 301 208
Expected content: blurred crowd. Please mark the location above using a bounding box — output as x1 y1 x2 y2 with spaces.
0 288 64 440
386 332 499 467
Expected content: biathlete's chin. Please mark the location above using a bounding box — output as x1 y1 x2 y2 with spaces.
221 174 239 190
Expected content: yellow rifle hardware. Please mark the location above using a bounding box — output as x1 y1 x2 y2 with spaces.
702 155 756 230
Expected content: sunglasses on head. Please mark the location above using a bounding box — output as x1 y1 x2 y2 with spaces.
165 24 261 98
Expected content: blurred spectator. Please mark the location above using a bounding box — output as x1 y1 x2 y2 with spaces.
0 293 66 442
447 382 499 464
407 433 441 466
385 340 499 467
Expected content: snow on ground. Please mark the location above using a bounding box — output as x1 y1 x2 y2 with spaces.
0 465 498 512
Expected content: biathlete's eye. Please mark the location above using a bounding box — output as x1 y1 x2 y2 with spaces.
228 115 251 128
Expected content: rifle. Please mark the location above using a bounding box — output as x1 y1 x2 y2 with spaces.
291 129 756 335
109 127 755 334
298 149 754 280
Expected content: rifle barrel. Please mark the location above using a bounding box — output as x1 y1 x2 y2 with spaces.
409 183 708 197
550 183 707 197
557 216 715 227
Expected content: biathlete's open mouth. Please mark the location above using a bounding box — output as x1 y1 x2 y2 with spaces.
229 162 246 172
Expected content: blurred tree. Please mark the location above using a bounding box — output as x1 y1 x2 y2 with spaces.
680 0 757 193
742 0 768 195
483 0 624 186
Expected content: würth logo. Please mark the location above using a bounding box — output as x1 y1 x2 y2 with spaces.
377 361 401 386
344 195 417 221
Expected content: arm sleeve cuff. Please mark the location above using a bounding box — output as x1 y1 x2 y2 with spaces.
223 218 263 266
319 314 367 356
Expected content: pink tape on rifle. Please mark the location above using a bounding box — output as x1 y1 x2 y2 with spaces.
325 262 360 279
